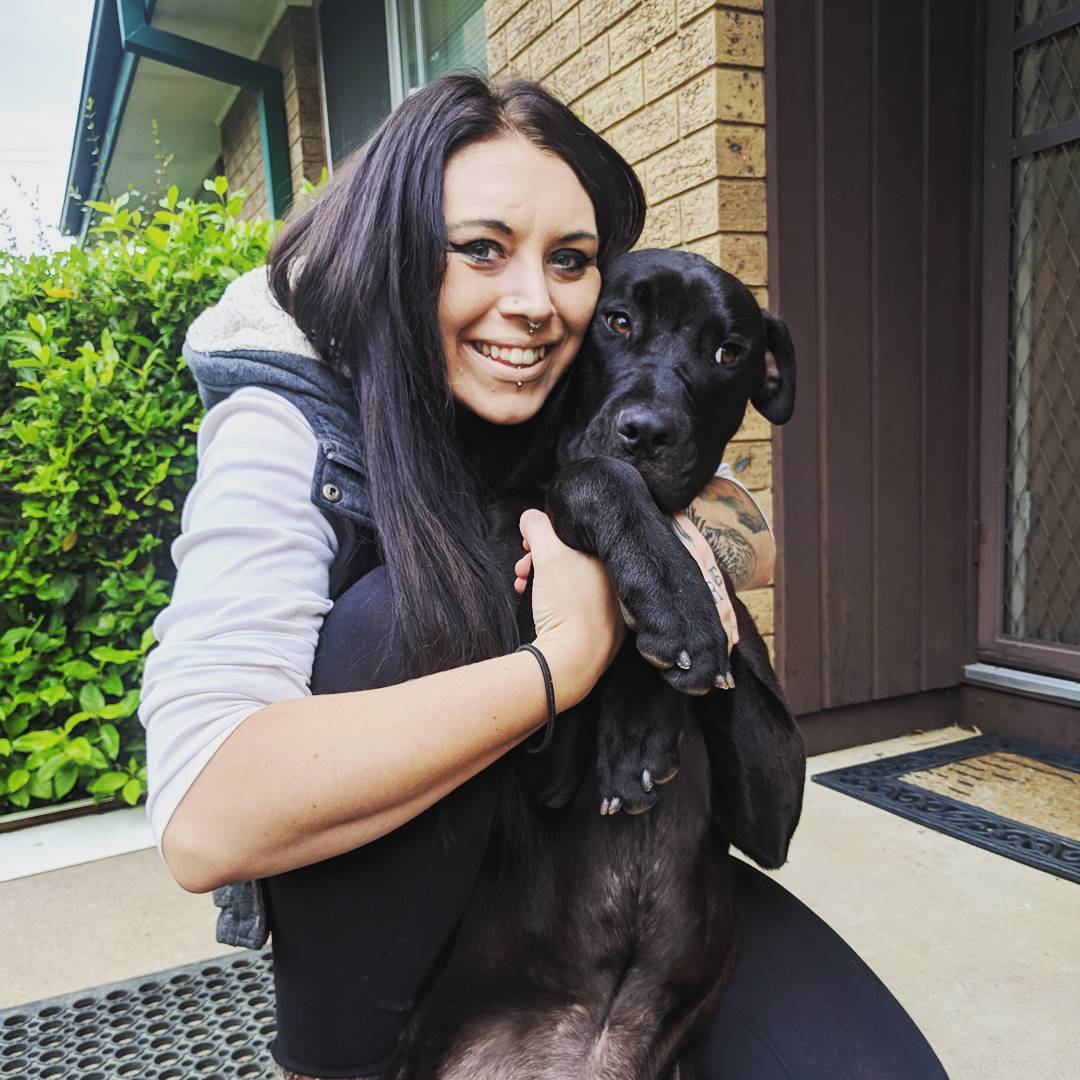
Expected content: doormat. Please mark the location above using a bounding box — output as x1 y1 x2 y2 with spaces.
0 949 276 1079
813 734 1080 883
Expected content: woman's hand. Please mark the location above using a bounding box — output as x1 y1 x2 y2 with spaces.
514 509 626 708
669 512 739 655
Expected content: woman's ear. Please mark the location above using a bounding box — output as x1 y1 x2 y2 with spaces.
751 311 796 425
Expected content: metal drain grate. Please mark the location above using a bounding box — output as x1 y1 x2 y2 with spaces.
0 949 277 1079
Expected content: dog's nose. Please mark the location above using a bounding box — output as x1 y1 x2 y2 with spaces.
615 406 676 452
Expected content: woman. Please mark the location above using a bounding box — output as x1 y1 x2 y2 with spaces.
140 75 947 1079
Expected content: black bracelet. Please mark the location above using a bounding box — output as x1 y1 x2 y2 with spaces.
517 643 556 754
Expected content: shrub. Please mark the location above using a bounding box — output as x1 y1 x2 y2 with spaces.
0 180 274 814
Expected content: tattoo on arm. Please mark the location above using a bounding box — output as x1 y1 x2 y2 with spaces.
737 508 768 535
685 504 757 589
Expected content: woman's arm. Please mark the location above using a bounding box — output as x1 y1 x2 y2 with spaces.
165 616 606 894
684 475 775 591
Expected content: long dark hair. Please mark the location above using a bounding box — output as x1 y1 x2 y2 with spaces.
268 74 646 678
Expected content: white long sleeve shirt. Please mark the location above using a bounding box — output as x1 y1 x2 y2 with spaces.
138 387 764 860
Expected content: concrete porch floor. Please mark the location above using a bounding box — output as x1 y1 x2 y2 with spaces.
1 726 1076 1079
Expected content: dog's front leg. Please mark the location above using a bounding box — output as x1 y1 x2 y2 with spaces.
545 456 732 697
594 643 687 815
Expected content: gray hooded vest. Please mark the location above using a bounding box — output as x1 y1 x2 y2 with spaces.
179 267 380 948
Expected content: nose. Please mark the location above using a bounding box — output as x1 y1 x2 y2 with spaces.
496 259 556 327
615 406 677 453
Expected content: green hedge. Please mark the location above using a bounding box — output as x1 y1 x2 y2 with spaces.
0 181 274 815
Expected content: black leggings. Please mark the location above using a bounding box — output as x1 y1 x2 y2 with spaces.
265 568 948 1079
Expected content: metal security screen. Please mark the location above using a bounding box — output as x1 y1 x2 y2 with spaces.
1005 10 1080 647
979 0 1080 678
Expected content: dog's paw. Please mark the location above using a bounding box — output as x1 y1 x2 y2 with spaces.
631 587 733 696
596 735 682 817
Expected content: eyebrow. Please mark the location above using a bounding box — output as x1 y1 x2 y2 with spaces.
447 218 598 244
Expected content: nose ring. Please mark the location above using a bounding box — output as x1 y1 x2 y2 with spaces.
526 319 541 336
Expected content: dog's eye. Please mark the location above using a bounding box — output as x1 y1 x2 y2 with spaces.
715 343 739 365
605 311 632 335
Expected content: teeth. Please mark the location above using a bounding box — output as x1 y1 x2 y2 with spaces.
476 343 547 365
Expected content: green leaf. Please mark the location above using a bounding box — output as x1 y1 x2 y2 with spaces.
54 762 78 798
89 645 141 663
7 768 30 793
79 683 105 713
102 671 123 696
212 176 228 196
37 752 68 782
89 771 129 794
61 660 99 680
122 778 141 805
27 312 46 336
12 730 61 753
38 684 68 707
98 722 120 759
65 736 92 764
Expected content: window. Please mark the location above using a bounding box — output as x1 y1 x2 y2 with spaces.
386 0 487 104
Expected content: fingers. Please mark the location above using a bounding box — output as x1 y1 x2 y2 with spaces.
513 551 533 595
705 566 739 654
519 508 559 557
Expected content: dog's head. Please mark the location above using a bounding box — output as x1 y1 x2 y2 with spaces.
558 249 796 512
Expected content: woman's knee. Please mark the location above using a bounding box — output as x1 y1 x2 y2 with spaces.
312 566 403 694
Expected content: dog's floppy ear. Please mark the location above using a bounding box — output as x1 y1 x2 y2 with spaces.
751 311 796 425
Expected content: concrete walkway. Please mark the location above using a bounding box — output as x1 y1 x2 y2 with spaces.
1 726 1076 1079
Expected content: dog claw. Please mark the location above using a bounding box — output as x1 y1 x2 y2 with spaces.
619 600 638 631
609 797 621 815
715 672 735 690
642 769 654 793
600 798 609 815
675 650 691 670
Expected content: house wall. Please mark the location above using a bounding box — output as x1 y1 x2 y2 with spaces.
220 5 327 220
484 0 776 650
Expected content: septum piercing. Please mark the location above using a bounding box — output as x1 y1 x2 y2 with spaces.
526 319 541 335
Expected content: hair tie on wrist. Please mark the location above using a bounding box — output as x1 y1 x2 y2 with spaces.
517 643 556 754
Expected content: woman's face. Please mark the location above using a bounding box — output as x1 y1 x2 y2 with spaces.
439 134 601 426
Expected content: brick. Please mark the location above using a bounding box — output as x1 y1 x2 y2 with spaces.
722 438 770 490
749 285 768 308
740 586 773 634
678 67 764 133
732 407 770 441
579 0 637 43
609 0 677 74
680 182 718 241
551 34 609 101
552 0 577 14
763 633 775 665
506 0 552 56
486 0 529 34
717 8 763 65
643 124 717 202
528 7 580 79
718 232 767 284
643 10 721 102
504 49 533 79
681 233 720 264
488 28 508 72
716 68 765 123
717 123 765 177
637 197 681 248
608 94 678 163
580 60 644 130
717 179 766 231
677 0 714 24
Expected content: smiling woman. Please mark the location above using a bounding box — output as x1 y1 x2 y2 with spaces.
438 136 601 424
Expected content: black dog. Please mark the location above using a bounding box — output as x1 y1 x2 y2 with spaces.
386 250 806 1079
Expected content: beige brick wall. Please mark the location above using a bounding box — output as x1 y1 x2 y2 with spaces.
486 0 774 645
220 6 327 221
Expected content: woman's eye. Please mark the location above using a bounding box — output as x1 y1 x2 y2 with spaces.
715 342 739 365
551 249 590 273
606 311 632 335
451 240 501 264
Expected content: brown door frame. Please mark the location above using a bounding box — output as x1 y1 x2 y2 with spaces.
976 0 1080 680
